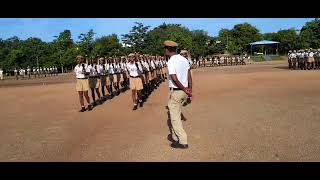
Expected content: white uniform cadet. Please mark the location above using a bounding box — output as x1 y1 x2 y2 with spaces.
74 63 90 92
0 69 3 80
167 53 190 146
127 61 143 91
113 63 121 84
87 63 100 89
108 62 115 83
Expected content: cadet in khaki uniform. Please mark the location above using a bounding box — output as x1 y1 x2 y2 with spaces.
127 53 144 110
107 59 115 97
120 57 129 90
164 40 192 149
288 51 292 69
113 58 121 96
307 49 315 70
141 55 151 96
88 59 102 107
98 58 107 101
315 49 320 69
150 56 157 89
74 56 92 112
104 58 112 98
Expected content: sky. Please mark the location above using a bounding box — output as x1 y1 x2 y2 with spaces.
0 18 315 43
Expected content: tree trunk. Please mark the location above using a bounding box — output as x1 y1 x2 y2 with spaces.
61 67 64 74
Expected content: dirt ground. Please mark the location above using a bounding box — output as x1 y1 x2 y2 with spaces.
1 60 320 162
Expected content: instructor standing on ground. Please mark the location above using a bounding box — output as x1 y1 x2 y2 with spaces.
164 40 192 149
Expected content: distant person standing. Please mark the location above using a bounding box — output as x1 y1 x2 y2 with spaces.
0 68 3 80
33 67 36 78
164 40 192 149
27 66 31 79
14 68 18 80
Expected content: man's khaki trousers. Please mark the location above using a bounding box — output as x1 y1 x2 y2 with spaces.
168 90 188 144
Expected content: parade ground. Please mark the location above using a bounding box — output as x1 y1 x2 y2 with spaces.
1 60 320 162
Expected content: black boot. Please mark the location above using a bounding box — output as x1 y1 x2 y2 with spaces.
79 107 86 112
133 104 138 111
87 105 93 111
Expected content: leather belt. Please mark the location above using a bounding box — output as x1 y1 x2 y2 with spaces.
170 87 182 91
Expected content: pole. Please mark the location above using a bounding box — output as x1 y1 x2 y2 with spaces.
251 45 252 56
36 56 39 68
227 36 228 53
277 43 279 55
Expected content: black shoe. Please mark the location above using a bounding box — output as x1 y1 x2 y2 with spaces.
170 142 188 149
133 105 138 111
96 100 102 105
92 102 97 107
139 101 144 107
87 105 93 111
167 134 178 143
79 107 86 112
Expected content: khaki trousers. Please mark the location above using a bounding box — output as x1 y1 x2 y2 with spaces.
168 90 188 144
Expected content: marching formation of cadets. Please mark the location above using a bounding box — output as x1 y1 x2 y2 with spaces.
0 66 59 80
74 54 168 112
287 49 320 70
192 55 248 68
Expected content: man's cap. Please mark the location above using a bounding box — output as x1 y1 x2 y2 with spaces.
128 53 135 57
163 40 178 47
76 55 84 59
180 50 188 54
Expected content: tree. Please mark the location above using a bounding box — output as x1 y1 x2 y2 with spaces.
144 23 193 55
21 37 48 68
263 32 278 41
92 34 122 57
191 30 210 58
61 46 77 71
121 22 150 53
218 29 232 53
231 23 262 54
275 29 298 54
207 37 226 55
4 49 25 70
77 29 95 57
299 18 320 49
52 30 75 72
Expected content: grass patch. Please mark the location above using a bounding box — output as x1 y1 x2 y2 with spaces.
251 55 286 62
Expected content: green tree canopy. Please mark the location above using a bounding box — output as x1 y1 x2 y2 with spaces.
144 23 193 55
299 18 320 49
121 22 150 53
92 34 122 57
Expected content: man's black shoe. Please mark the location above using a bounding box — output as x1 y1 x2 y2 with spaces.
171 142 188 149
167 134 178 143
133 105 138 111
92 102 97 107
87 105 93 111
79 107 86 112
96 100 102 105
